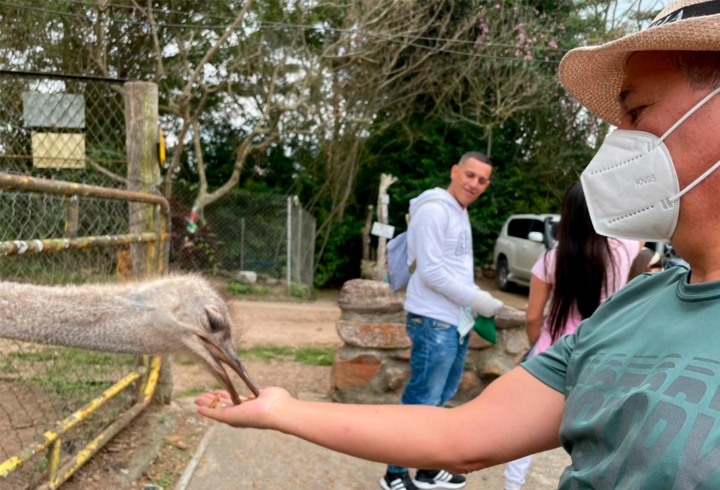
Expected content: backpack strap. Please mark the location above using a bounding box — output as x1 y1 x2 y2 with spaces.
407 200 450 274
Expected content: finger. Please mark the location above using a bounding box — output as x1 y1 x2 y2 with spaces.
194 393 216 406
194 392 229 407
197 405 221 419
197 405 241 423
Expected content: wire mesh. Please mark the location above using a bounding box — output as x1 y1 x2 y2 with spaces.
0 72 127 187
289 201 316 297
0 71 157 489
0 193 143 489
171 184 316 295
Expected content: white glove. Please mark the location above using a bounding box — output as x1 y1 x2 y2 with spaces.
470 290 504 318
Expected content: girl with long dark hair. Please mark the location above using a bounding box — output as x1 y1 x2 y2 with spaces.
504 181 642 490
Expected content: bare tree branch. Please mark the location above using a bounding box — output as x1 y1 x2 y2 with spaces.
87 157 128 185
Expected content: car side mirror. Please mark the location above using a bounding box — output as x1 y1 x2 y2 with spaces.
528 231 544 243
543 217 557 249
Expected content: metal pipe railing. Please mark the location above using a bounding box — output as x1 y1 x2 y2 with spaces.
0 171 170 488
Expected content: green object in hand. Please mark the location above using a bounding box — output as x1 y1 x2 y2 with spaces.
473 315 497 344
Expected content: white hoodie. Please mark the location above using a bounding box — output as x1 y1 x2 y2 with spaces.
404 188 478 326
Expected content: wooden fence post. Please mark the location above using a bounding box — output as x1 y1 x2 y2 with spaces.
125 81 172 404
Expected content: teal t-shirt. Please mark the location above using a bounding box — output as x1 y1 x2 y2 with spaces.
523 266 720 490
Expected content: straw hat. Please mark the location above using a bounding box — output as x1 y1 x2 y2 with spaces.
559 0 720 126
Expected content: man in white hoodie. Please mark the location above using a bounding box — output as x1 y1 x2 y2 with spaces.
382 151 505 490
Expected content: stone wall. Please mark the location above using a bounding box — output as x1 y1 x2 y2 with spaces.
330 279 528 404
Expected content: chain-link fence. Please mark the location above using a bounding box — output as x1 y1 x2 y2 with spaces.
0 70 128 188
289 199 316 294
171 184 316 296
0 71 165 489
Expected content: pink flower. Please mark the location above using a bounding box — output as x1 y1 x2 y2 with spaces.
549 40 558 48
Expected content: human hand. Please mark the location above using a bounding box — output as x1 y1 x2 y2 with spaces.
470 290 504 318
195 387 293 429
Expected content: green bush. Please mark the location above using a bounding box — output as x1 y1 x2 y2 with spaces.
289 282 310 299
229 282 272 296
229 281 252 295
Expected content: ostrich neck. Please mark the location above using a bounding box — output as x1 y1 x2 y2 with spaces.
0 280 168 354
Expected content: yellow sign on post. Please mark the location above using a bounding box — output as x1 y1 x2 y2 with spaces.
31 133 86 169
157 126 166 166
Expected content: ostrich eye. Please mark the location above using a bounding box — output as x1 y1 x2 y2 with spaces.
208 314 225 332
205 306 227 332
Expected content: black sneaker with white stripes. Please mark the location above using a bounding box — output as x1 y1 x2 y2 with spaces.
413 469 467 489
381 471 419 490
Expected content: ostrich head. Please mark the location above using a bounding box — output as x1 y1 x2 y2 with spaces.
181 305 260 405
154 276 260 405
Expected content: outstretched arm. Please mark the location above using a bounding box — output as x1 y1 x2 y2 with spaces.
196 367 564 474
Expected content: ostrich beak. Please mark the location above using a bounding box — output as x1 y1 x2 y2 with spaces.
199 337 260 405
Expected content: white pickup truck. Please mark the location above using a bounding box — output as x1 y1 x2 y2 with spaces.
493 214 560 291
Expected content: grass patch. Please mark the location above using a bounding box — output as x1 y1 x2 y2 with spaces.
239 345 336 366
239 345 295 362
294 347 335 366
229 282 252 295
174 387 206 399
6 351 57 362
32 458 49 473
31 376 114 399
289 282 309 299
229 282 271 297
7 348 134 368
149 474 174 488
6 347 136 400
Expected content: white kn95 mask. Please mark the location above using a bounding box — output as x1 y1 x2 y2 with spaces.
581 86 720 242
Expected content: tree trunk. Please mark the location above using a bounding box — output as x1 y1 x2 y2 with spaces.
486 125 494 159
374 174 398 280
362 204 373 261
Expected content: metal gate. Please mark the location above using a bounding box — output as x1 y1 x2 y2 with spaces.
0 172 169 489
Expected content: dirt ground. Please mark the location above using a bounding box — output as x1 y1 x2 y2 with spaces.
228 297 343 349
28 287 570 490
226 275 527 349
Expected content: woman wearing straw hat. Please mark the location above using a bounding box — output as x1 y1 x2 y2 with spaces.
196 1 720 487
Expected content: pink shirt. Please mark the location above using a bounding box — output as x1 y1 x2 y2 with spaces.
532 238 641 354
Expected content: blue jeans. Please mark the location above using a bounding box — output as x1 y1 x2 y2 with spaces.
387 312 469 475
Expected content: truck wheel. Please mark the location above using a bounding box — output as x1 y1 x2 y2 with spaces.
496 258 513 292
